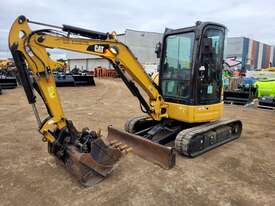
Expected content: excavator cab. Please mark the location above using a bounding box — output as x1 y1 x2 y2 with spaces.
159 22 225 106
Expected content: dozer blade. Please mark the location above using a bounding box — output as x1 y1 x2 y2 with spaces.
106 126 176 169
63 138 123 187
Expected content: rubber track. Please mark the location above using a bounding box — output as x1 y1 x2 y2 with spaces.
175 119 242 157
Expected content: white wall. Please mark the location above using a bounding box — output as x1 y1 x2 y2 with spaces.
247 39 253 65
125 29 162 65
270 46 274 65
68 59 87 71
68 58 112 71
226 37 243 59
87 59 112 70
257 43 264 69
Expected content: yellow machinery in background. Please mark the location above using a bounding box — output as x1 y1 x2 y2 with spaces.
265 67 275 72
9 16 242 186
0 59 18 90
0 59 13 69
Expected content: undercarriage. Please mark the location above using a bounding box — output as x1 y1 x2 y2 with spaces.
115 116 242 167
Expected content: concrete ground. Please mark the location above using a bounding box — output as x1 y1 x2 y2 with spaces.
0 78 275 206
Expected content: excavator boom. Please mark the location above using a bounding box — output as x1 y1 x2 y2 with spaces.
9 15 242 180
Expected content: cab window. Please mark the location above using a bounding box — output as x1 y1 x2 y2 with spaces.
161 32 195 100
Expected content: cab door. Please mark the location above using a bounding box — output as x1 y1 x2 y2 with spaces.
196 27 225 105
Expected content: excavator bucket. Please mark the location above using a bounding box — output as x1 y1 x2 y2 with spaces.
63 138 123 187
106 126 176 169
48 121 129 187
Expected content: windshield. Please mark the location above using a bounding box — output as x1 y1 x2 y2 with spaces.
161 32 195 100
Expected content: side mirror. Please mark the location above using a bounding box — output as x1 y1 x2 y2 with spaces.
155 42 162 58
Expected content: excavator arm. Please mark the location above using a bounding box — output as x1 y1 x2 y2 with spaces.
9 16 148 187
9 15 174 186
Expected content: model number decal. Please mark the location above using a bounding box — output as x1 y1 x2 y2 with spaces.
48 86 56 98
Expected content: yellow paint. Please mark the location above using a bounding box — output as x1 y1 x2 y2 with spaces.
48 86 57 98
167 102 223 123
9 16 66 143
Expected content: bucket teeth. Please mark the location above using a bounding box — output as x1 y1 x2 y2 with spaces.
113 142 123 148
123 147 133 155
119 145 129 150
109 141 132 155
109 140 119 145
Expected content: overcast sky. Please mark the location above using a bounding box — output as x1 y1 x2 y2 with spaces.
1 0 275 58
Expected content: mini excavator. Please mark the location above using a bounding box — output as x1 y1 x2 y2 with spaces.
9 16 242 186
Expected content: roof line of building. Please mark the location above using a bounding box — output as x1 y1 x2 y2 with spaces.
68 57 102 60
228 36 275 47
125 28 162 35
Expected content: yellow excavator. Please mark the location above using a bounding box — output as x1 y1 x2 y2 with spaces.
9 16 242 186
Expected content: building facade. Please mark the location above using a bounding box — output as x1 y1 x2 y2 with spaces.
226 37 275 70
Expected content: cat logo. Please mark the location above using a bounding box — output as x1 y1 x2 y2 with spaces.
94 45 104 53
87 44 109 53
